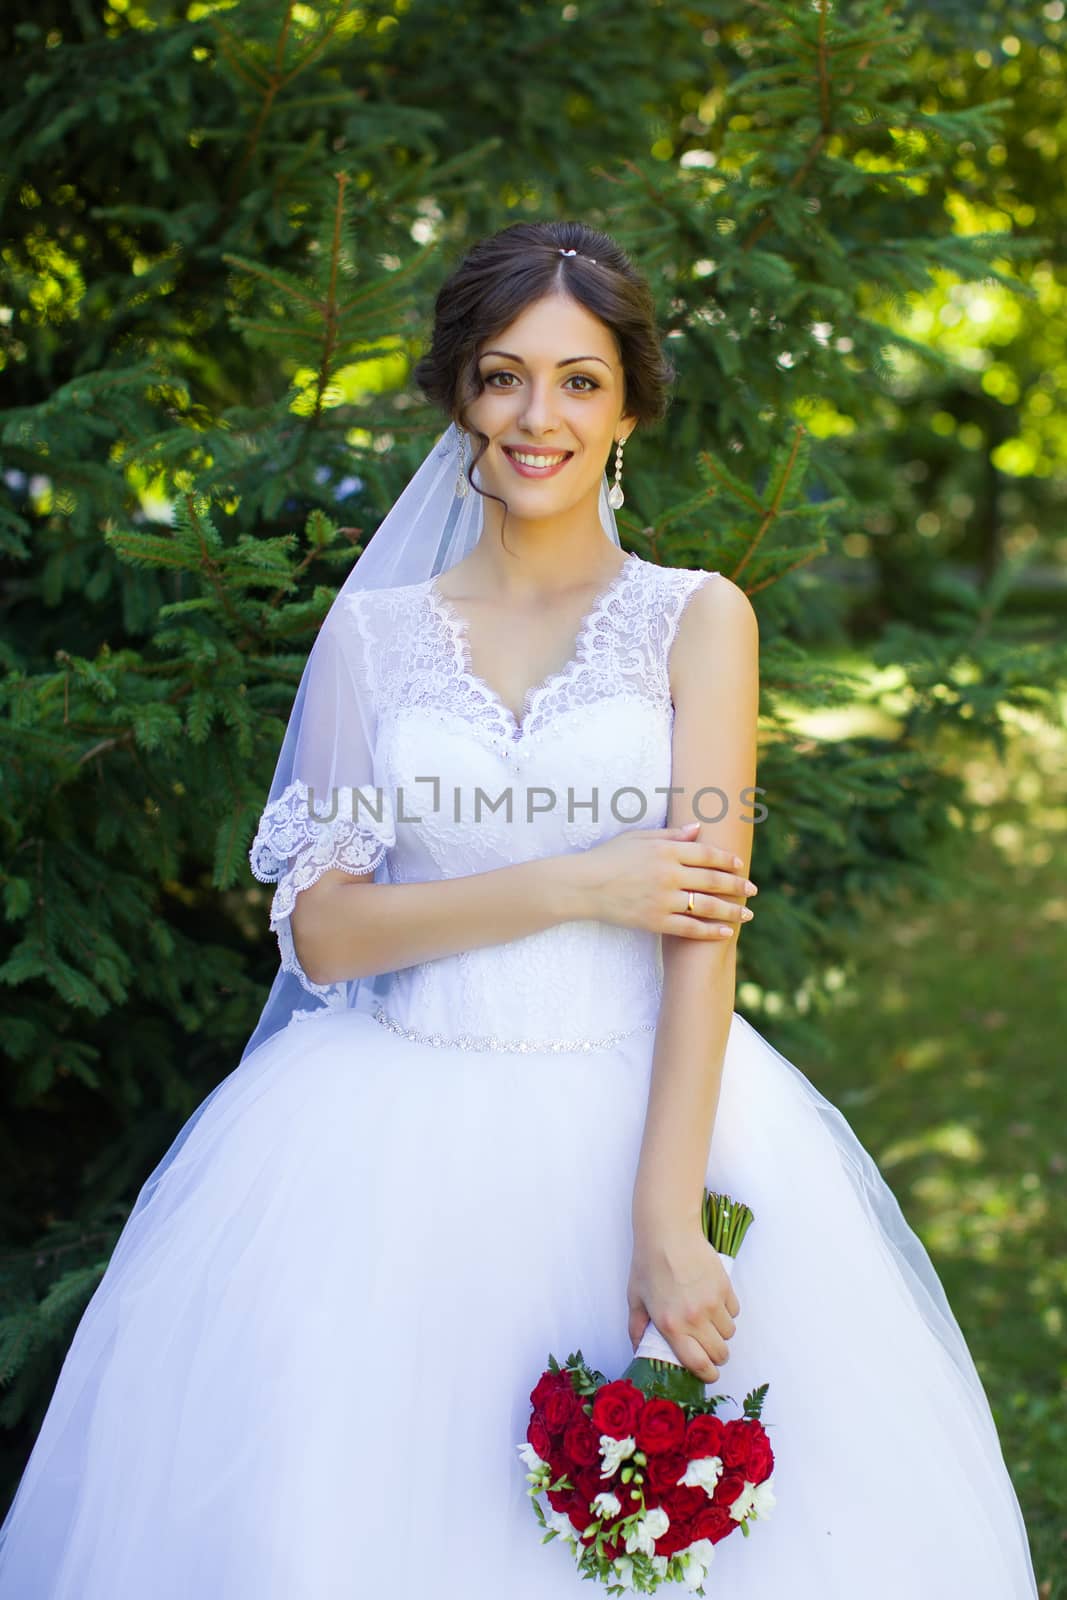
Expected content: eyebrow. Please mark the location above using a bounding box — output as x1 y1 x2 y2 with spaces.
479 350 612 370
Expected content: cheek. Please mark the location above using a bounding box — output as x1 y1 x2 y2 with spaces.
465 393 518 432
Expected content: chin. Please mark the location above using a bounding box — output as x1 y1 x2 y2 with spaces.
486 471 599 507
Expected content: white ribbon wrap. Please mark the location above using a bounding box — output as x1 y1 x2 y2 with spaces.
633 1250 736 1367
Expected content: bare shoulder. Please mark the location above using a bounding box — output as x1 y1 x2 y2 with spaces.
664 568 759 701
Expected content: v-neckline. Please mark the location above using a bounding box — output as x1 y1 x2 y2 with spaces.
426 552 639 744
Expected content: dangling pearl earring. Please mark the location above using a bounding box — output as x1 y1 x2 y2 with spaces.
607 434 628 511
455 427 469 498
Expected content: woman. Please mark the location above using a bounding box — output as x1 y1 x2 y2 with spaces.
0 221 1039 1597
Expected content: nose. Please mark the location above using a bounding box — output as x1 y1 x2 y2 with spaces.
518 379 561 437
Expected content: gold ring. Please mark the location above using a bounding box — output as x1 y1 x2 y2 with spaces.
687 890 696 915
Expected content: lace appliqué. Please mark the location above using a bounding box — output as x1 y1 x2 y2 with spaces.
405 553 721 753
249 778 395 1000
425 551 640 747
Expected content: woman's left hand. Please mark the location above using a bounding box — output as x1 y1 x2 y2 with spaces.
627 1222 740 1383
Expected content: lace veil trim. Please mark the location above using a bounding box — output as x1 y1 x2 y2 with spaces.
249 777 396 998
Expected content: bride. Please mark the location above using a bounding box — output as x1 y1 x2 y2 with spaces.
0 220 1040 1597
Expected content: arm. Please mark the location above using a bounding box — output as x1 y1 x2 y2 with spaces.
627 572 760 1374
291 853 589 988
632 572 759 1228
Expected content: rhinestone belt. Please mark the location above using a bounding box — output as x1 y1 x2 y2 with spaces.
371 1006 656 1055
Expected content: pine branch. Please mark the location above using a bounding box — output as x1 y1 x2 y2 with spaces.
312 171 350 423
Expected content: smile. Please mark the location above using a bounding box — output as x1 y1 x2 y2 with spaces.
502 447 573 478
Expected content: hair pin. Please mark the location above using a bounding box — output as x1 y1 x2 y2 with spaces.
558 247 597 263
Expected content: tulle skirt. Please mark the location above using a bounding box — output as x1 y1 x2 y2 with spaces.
0 1008 1039 1598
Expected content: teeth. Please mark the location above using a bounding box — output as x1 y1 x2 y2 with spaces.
507 450 569 467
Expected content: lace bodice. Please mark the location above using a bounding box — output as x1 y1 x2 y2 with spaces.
250 554 719 1048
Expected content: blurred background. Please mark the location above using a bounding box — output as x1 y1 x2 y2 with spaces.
1 0 1064 1587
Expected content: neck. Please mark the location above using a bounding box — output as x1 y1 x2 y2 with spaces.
460 491 624 602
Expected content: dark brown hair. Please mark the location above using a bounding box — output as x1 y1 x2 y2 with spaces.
413 220 675 538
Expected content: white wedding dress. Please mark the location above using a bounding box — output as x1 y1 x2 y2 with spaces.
0 553 1039 1598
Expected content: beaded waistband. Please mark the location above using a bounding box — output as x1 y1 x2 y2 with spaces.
371 1006 656 1055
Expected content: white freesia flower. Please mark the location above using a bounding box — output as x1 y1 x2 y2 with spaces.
681 1539 717 1592
684 1538 717 1570
752 1476 776 1520
678 1453 724 1496
683 1558 709 1592
516 1441 547 1472
729 1480 756 1521
651 1554 670 1578
729 1475 777 1523
544 1507 577 1543
599 1433 637 1476
624 1504 669 1556
611 1555 636 1589
591 1490 622 1517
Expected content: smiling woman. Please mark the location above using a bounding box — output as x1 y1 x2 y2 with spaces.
413 220 672 558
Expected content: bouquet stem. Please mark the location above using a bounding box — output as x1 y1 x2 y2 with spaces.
622 1191 754 1403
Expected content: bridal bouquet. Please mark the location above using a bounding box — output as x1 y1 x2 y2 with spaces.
517 1191 775 1596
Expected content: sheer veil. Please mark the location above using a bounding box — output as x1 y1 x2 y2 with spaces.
113 422 619 1221
241 419 623 1062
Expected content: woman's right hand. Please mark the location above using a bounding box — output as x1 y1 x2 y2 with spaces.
575 821 756 939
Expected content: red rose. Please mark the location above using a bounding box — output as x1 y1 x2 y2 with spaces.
635 1396 687 1456
574 1464 610 1509
685 1413 725 1460
715 1469 747 1516
566 1488 599 1534
719 1419 753 1469
543 1385 584 1437
741 1421 775 1484
590 1379 645 1440
563 1414 601 1469
654 1513 696 1558
544 1439 574 1480
546 1485 572 1513
527 1416 551 1461
661 1484 707 1528
646 1447 688 1495
654 1489 703 1558
690 1501 736 1545
530 1367 577 1411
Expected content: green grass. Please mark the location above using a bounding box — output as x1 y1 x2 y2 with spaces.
780 701 1066 1595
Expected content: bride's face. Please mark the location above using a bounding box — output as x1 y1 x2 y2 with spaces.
462 291 637 521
